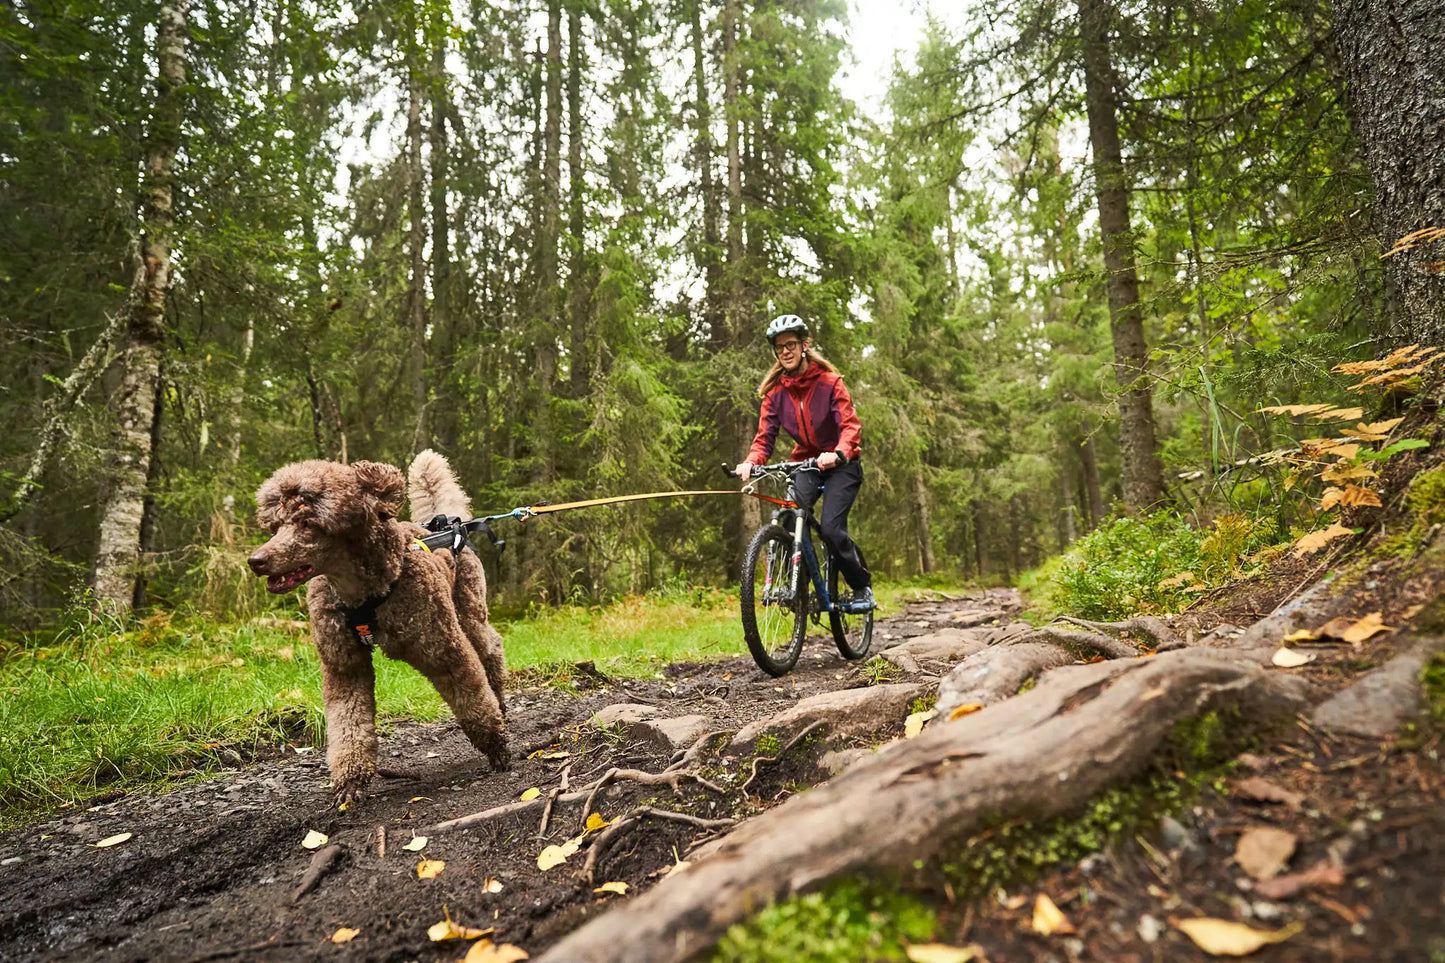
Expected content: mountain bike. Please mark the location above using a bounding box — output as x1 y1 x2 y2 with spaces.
724 459 875 676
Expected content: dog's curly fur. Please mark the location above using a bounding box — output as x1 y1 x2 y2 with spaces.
249 450 508 803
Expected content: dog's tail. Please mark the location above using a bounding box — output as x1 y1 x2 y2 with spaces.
408 449 472 521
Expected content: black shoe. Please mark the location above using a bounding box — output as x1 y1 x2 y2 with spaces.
853 586 875 610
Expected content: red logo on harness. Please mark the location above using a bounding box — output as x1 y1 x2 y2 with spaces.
355 624 372 637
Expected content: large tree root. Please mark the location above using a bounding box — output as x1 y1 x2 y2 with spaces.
1055 615 1178 647
934 642 1077 716
535 648 1311 963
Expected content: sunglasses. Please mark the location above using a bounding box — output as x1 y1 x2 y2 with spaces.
773 339 804 355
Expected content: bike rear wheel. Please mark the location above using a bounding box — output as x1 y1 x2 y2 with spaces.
828 545 873 661
741 525 809 676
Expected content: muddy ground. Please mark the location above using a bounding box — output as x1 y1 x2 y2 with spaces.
0 587 1440 962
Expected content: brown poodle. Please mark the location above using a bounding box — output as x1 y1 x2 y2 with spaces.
248 450 508 803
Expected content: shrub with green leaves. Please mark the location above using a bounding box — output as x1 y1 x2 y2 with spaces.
1038 511 1207 621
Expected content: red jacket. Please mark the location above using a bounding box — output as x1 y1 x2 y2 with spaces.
747 363 863 464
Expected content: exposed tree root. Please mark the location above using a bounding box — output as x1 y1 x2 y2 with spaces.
291 843 345 903
935 642 1077 716
424 766 724 836
539 763 573 837
580 807 737 885
1055 615 1177 647
578 769 726 830
535 648 1311 963
740 720 828 796
664 730 734 773
1021 625 1142 659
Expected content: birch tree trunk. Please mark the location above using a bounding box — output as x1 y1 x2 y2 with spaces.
92 0 187 613
1077 0 1165 513
1332 0 1445 343
691 0 723 345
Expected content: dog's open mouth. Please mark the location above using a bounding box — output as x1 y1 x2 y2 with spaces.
266 566 315 593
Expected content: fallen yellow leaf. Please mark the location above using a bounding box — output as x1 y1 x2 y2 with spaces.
1172 917 1303 955
904 709 936 738
1281 629 1319 643
301 830 329 850
403 836 428 852
537 836 582 871
1292 524 1354 556
416 859 445 879
408 796 431 804
1320 487 1344 511
482 877 505 893
426 908 492 942
584 812 611 833
331 927 360 944
1031 893 1074 935
904 944 983 963
463 939 531 963
1341 611 1392 645
593 881 629 895
520 787 541 802
948 703 984 721
1271 648 1315 668
94 833 132 849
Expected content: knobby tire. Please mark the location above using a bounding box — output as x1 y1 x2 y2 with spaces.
740 525 808 676
828 545 873 660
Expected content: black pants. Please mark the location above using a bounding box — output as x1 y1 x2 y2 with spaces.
792 459 871 591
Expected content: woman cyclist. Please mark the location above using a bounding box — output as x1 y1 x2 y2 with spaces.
733 314 874 609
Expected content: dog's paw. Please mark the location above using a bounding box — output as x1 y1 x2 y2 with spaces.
333 779 369 808
481 735 511 772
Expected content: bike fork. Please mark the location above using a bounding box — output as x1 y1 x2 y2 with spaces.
791 515 806 602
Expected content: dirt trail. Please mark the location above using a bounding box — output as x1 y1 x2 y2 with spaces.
1 583 1439 963
0 592 1012 962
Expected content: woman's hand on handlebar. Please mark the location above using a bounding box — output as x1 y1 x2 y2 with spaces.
816 451 840 471
734 461 754 480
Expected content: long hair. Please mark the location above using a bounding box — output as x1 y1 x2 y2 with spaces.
757 344 838 398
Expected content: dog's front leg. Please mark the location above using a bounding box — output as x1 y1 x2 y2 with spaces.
314 617 379 805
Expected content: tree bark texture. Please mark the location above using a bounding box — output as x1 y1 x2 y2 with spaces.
428 29 456 451
914 465 936 573
1077 0 1165 512
692 0 723 344
536 649 1309 962
1333 0 1445 343
1079 433 1104 529
406 67 429 456
566 0 589 398
92 0 187 612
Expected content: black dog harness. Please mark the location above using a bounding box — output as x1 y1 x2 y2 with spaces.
341 515 485 650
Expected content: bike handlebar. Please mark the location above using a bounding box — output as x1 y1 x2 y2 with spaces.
721 458 818 480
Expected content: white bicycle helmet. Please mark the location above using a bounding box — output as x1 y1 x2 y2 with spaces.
765 314 809 343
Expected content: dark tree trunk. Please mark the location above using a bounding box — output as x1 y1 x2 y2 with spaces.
132 374 165 610
428 30 456 452
691 0 723 345
914 465 935 574
406 68 429 456
1333 0 1445 342
1080 433 1104 529
1077 0 1165 512
1060 452 1078 546
93 0 186 613
566 0 589 399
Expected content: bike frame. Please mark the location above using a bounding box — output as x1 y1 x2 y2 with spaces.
767 474 869 617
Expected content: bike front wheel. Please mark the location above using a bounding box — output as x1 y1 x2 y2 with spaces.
828 545 874 661
740 525 809 676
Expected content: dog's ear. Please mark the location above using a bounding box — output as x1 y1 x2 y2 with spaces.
352 461 406 520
